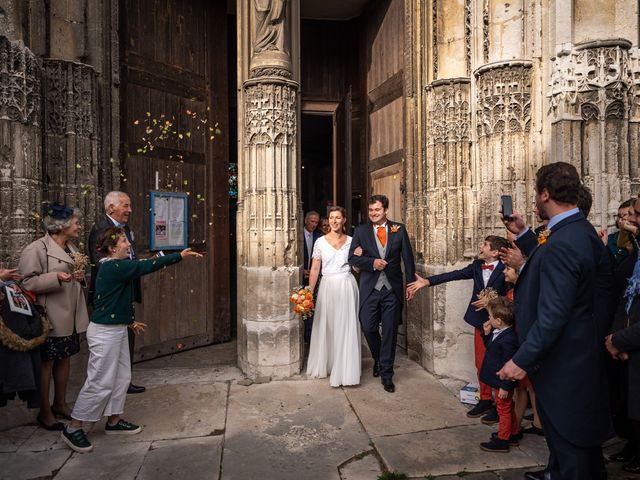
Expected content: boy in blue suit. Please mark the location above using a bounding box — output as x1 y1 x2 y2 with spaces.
408 235 511 419
479 296 520 452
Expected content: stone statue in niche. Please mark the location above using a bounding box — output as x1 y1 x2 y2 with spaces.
253 0 287 54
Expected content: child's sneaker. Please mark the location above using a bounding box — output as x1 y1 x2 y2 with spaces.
491 431 521 446
480 437 510 452
466 399 493 418
105 419 142 435
480 408 499 425
61 428 93 453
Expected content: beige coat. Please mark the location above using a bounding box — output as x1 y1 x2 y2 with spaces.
19 235 89 337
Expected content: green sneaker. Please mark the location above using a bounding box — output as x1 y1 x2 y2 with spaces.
105 419 142 435
61 428 93 453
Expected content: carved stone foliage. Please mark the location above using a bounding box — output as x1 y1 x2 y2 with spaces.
482 0 489 64
0 36 41 125
475 63 532 138
432 0 438 79
426 80 471 143
464 0 471 76
548 42 638 121
43 60 98 137
244 82 297 145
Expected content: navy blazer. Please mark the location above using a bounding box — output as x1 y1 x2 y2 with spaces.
427 260 507 329
303 229 322 270
512 212 610 446
479 328 519 391
348 221 416 308
87 215 141 306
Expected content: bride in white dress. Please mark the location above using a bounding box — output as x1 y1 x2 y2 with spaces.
306 206 361 387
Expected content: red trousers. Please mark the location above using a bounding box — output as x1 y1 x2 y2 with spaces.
474 328 492 401
494 388 519 440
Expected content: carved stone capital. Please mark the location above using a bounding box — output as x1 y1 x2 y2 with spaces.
426 78 471 143
43 60 99 137
475 61 532 137
249 66 293 80
548 44 637 121
244 82 297 146
0 36 41 125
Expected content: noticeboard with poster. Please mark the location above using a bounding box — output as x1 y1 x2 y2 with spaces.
149 191 188 250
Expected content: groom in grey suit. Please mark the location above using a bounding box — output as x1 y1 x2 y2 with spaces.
348 194 416 393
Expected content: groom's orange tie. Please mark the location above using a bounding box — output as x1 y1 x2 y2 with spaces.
376 225 387 247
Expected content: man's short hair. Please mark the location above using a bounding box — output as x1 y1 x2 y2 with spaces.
487 296 515 327
104 191 130 212
620 198 635 209
577 185 593 217
368 194 389 209
304 210 320 221
535 162 581 205
485 235 510 252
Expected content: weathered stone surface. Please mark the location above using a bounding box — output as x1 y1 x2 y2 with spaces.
137 436 223 480
373 424 546 478
339 452 382 480
54 440 150 480
98 383 228 443
0 426 36 453
0 449 71 480
223 380 370 480
344 356 475 437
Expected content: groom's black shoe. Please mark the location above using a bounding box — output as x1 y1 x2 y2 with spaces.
382 379 395 393
373 362 380 378
524 469 551 480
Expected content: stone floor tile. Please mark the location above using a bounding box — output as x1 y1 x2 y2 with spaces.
136 435 223 480
0 449 71 479
339 451 382 480
54 440 150 480
373 424 545 478
0 426 37 453
222 380 370 480
344 356 476 437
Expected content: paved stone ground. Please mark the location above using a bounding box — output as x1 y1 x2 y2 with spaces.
0 342 636 479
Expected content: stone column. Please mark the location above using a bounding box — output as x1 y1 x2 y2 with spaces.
42 59 100 240
236 0 302 379
406 0 475 377
0 36 42 265
549 40 638 226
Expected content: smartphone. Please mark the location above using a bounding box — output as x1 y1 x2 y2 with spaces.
501 195 513 219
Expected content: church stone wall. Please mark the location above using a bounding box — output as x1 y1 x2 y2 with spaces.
405 0 640 385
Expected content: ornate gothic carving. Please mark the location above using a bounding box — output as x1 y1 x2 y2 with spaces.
475 62 532 137
432 0 438 79
426 79 471 143
244 82 297 145
464 0 472 76
548 42 635 121
249 67 293 80
43 60 98 137
0 36 41 125
482 0 489 64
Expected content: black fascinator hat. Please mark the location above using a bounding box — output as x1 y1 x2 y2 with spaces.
45 202 74 220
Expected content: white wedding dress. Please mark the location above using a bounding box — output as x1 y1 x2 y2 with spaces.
306 236 361 387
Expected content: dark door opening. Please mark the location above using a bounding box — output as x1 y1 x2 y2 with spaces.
301 113 333 216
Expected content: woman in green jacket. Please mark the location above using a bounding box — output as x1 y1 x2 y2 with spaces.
61 226 202 453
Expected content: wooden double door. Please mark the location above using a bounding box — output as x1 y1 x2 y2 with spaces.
120 0 230 360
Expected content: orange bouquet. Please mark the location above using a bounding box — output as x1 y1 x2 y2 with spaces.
290 286 314 320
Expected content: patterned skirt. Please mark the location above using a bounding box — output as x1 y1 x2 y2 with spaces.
40 333 80 361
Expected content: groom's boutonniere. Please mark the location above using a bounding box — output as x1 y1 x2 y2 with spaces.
537 229 551 246
390 225 400 233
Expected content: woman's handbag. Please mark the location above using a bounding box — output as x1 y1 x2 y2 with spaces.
0 284 50 352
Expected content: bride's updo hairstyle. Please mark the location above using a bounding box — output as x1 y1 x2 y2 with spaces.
327 206 347 233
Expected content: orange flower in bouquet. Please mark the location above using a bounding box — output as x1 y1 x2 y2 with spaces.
290 286 315 320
